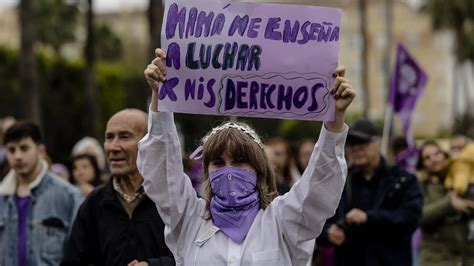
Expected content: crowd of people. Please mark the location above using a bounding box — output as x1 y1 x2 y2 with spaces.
0 48 472 266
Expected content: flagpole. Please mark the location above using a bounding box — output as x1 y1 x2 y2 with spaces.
381 104 393 157
382 0 393 158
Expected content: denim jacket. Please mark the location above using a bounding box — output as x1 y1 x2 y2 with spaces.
0 160 82 266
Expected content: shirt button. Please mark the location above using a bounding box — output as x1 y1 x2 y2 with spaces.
229 192 236 197
228 256 238 263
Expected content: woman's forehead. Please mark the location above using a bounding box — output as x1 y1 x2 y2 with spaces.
422 144 439 153
208 139 250 159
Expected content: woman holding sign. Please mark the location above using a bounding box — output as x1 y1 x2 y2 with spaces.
138 48 355 265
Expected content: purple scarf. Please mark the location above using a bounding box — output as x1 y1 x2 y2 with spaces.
210 166 260 243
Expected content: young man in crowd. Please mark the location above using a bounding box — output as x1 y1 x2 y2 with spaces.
0 122 81 265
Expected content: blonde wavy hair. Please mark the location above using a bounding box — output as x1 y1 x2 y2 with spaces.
201 121 278 219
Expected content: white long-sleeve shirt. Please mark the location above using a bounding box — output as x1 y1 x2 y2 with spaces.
137 111 348 266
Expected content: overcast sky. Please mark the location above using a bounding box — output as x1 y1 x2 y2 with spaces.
0 0 148 13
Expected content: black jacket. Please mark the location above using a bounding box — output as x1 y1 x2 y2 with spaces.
318 157 423 266
61 177 174 266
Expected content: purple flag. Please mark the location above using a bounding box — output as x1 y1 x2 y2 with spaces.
389 43 427 146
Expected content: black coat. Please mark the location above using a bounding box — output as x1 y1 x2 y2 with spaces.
318 158 423 266
61 178 174 266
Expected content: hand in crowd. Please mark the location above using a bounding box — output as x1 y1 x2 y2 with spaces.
449 192 474 214
145 48 166 93
331 66 355 113
144 48 167 112
128 260 149 266
327 224 346 246
345 208 368 224
324 66 356 133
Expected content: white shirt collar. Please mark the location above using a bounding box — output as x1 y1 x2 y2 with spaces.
0 159 48 196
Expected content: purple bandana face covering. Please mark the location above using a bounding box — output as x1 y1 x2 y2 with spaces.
209 166 260 243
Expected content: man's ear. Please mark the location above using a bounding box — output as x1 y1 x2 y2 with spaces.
38 144 46 158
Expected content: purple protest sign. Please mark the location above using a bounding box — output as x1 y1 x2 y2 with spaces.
389 43 427 145
159 0 342 121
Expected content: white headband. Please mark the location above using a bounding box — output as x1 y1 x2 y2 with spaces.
189 122 263 160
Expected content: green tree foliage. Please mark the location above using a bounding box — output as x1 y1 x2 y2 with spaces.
279 120 322 143
95 24 123 61
33 0 79 54
0 47 21 118
0 46 143 163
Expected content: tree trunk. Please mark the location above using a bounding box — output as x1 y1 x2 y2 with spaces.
148 0 164 61
462 61 473 134
452 62 460 130
465 61 473 115
19 0 41 126
84 0 99 137
359 0 369 119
